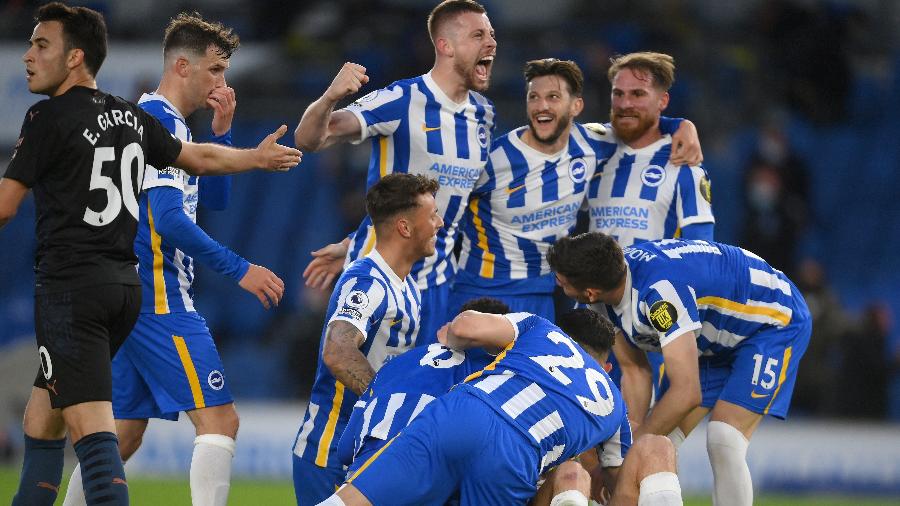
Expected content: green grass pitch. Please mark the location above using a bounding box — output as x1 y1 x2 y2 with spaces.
1 467 897 505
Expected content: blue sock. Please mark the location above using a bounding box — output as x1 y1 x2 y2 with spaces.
73 431 129 505
12 434 66 506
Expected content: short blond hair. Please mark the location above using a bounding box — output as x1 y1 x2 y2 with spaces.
607 52 675 91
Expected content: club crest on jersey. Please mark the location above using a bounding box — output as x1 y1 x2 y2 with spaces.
648 300 677 332
208 370 225 390
477 124 489 148
569 158 587 184
700 175 712 203
641 165 666 187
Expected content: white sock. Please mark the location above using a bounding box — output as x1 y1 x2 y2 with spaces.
667 427 686 451
706 421 752 506
61 463 86 506
550 489 589 506
316 494 348 506
190 434 236 506
638 471 682 506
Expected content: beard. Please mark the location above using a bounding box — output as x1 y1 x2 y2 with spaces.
611 108 657 144
454 58 489 92
528 113 572 146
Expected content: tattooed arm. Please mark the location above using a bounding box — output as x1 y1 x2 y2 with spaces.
322 320 375 396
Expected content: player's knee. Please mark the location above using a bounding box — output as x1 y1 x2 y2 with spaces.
553 460 590 493
706 420 748 459
192 403 239 439
118 432 143 461
632 434 677 474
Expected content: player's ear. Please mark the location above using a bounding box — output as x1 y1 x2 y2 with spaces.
175 56 191 77
659 91 669 112
396 216 413 239
434 36 453 58
571 96 584 117
66 47 84 71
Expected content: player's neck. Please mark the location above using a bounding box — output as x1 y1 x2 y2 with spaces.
430 64 469 104
521 126 570 156
621 119 663 150
374 243 414 281
50 71 96 97
155 77 194 118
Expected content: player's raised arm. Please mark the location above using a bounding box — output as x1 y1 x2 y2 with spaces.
439 310 516 351
294 62 369 151
0 178 29 229
633 330 702 439
176 125 301 176
322 320 376 396
612 329 654 428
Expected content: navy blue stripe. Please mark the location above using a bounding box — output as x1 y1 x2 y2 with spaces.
638 144 671 201
516 235 543 277
588 157 608 199
454 111 469 159
365 262 402 348
417 82 444 155
500 137 530 209
677 166 699 218
610 154 635 198
540 159 560 202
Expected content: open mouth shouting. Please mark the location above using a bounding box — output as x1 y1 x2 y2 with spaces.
475 55 494 82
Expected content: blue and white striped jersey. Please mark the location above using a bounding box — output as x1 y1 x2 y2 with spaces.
461 313 631 473
595 239 809 356
343 72 496 289
134 93 197 314
457 124 617 294
337 344 493 468
586 135 714 247
293 249 422 469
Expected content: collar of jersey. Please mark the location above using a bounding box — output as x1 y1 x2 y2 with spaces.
365 248 407 291
509 126 570 160
423 72 470 111
618 134 672 156
138 92 186 121
613 265 634 319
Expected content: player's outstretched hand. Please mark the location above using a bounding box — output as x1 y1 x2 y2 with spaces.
256 125 302 171
303 239 349 290
670 120 703 167
208 84 236 136
239 264 285 309
324 62 370 103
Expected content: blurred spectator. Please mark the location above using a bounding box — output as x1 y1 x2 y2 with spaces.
792 258 850 415
739 121 810 276
840 303 893 418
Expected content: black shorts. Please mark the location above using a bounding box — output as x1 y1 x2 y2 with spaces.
33 284 141 409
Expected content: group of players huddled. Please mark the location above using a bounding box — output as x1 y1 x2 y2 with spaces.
0 1 811 506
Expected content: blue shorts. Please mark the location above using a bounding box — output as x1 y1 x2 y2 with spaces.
415 282 451 347
292 454 345 506
349 389 540 506
699 313 812 419
112 312 233 420
448 287 555 324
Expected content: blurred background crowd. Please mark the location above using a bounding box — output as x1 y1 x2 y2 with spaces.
1 0 899 463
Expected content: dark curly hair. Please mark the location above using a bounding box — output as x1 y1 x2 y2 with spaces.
557 308 616 354
366 173 439 227
548 232 626 292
